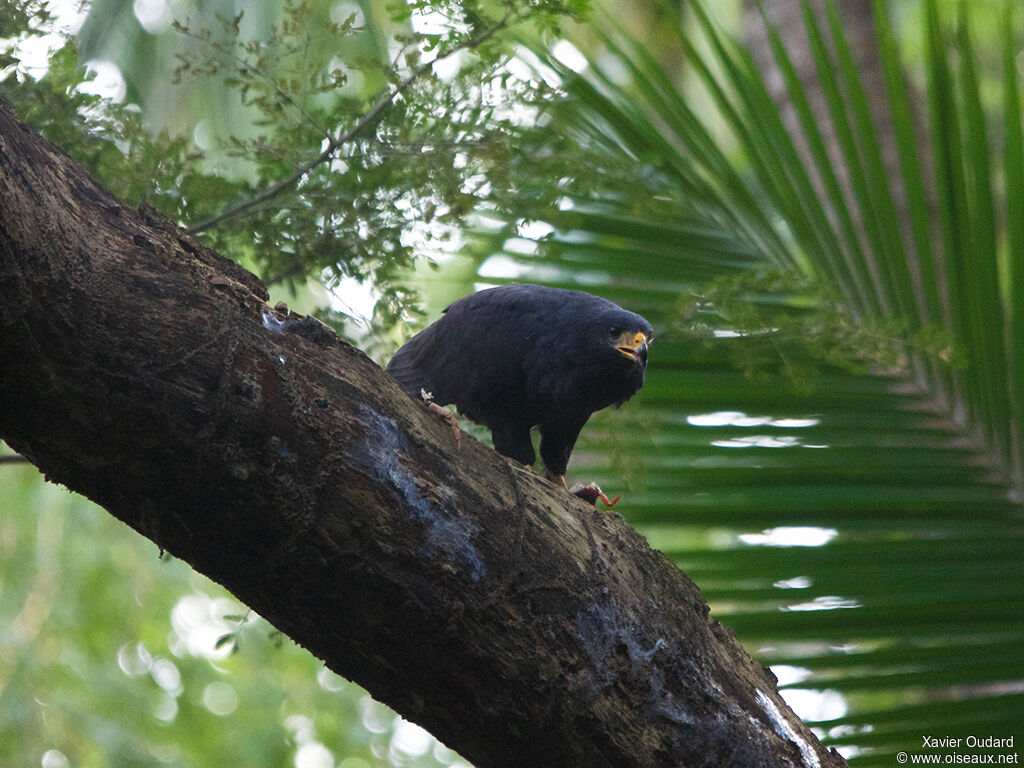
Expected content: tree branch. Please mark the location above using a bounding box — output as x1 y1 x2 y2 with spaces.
0 101 846 768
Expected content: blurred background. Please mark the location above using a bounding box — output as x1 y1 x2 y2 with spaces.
2 0 1023 765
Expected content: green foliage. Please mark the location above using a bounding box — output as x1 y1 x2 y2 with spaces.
675 268 965 380
0 0 51 57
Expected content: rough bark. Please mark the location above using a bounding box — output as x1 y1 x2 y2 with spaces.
0 102 847 768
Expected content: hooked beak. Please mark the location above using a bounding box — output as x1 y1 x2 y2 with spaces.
615 331 649 365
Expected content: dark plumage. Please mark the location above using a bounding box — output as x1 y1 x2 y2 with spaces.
386 283 652 486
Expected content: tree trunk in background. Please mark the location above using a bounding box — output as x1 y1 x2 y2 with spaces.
0 102 847 768
742 0 939 319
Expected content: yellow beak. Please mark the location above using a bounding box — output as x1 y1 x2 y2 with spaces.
616 331 649 362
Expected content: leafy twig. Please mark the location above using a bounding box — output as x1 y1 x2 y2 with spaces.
187 9 519 235
172 16 333 141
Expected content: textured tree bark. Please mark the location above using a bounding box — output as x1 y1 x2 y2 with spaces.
0 102 847 768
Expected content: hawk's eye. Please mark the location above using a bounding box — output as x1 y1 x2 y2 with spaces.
609 326 622 338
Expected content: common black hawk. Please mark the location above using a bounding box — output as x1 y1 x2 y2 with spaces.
386 283 652 490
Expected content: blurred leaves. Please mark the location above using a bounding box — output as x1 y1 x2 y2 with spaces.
673 268 967 380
